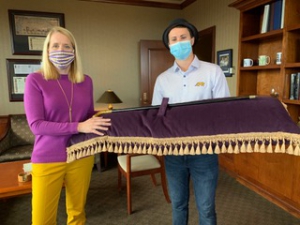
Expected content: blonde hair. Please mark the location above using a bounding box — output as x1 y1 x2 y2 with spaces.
40 26 84 83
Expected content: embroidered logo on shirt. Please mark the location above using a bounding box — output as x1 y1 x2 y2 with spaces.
195 82 205 86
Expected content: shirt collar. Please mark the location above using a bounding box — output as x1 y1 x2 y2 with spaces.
172 55 200 74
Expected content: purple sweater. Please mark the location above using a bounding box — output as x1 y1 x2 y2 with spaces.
24 73 95 163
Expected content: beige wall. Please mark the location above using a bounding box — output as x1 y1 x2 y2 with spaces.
0 0 239 115
184 0 239 96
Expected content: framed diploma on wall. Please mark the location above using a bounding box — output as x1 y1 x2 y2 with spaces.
8 10 65 55
6 59 42 101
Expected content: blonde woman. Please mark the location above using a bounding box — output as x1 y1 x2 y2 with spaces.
24 26 111 224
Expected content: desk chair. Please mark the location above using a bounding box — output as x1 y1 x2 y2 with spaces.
117 154 171 214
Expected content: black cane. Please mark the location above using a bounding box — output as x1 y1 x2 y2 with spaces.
93 95 257 117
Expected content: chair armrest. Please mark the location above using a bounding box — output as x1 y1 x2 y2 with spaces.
0 115 11 154
0 130 11 154
0 116 10 140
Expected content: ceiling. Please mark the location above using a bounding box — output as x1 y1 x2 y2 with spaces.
79 0 197 9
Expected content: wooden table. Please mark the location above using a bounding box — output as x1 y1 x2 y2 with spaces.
0 159 32 198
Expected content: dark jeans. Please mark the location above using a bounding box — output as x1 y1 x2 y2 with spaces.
165 154 218 225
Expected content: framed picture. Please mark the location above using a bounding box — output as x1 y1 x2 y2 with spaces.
8 10 65 55
6 59 42 102
217 49 233 77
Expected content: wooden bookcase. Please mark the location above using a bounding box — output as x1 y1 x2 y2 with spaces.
219 0 300 218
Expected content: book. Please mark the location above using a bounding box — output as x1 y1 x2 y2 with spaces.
290 73 296 100
261 4 270 33
297 73 300 100
269 2 275 31
295 73 300 100
281 0 285 28
271 0 283 30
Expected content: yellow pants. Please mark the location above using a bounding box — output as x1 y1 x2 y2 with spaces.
31 156 94 225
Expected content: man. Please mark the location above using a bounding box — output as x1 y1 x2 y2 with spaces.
152 18 230 225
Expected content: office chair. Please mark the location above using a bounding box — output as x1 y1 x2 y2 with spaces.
117 154 171 214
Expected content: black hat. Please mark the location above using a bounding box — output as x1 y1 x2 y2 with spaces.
162 18 198 49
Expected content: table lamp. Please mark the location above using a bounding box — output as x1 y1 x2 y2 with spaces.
97 89 122 110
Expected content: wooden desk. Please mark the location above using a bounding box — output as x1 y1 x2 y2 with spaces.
0 159 31 198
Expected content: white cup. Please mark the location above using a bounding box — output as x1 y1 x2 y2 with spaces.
276 52 282 65
243 58 253 67
258 55 270 66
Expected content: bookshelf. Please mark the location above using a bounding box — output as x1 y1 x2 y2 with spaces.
230 0 300 122
219 0 300 218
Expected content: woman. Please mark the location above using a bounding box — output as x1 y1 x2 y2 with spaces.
24 26 111 225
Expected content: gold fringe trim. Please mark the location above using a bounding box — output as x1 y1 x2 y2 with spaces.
66 132 300 163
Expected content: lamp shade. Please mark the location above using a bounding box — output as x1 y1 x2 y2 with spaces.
97 90 122 109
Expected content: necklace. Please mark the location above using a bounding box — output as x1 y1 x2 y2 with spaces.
57 80 74 122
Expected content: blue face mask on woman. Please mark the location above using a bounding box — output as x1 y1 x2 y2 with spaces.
169 40 192 60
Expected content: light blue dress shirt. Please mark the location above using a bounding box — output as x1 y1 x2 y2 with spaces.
152 55 230 105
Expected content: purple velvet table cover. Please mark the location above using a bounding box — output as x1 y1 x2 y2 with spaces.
66 96 300 163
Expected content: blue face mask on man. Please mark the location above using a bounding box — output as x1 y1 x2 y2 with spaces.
169 40 192 60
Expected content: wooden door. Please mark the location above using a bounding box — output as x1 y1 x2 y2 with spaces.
140 40 174 106
194 26 216 63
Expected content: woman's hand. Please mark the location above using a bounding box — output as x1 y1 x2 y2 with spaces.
77 117 111 136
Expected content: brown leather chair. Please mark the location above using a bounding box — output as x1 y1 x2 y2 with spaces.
117 154 171 214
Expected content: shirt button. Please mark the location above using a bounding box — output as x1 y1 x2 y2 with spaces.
184 84 186 87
